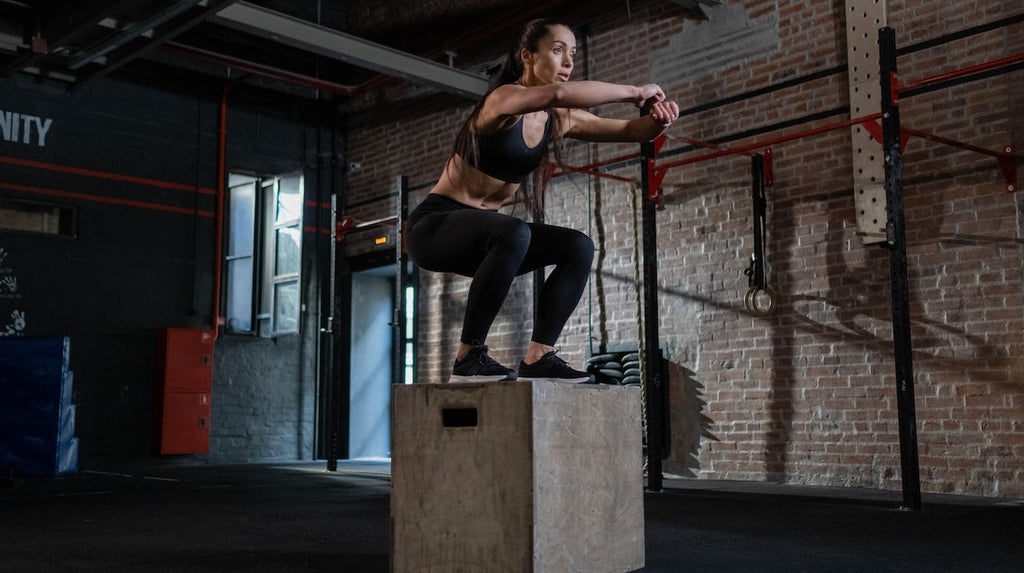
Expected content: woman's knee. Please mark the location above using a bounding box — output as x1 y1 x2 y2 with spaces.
491 217 532 253
565 230 595 264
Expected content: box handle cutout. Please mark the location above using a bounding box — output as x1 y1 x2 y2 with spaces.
442 408 478 428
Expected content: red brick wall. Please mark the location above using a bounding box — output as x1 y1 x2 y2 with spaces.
346 0 1024 498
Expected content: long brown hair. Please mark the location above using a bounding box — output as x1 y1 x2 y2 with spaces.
448 18 570 215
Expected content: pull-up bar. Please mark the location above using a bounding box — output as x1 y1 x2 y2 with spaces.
549 26 1019 505
896 51 1024 95
550 48 1021 199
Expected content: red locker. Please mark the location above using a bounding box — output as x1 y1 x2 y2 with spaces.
155 328 213 454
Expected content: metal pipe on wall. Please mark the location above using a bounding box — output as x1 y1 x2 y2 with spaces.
212 75 250 341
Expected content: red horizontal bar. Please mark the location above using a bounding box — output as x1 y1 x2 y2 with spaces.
550 136 668 181
552 164 634 183
354 215 399 228
667 134 751 155
1 180 214 217
572 148 643 172
654 114 882 172
0 154 216 195
898 52 1024 93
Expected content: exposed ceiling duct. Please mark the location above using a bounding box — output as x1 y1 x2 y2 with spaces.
0 0 708 102
210 2 489 99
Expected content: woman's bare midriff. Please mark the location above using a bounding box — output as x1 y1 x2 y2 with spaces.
429 155 521 210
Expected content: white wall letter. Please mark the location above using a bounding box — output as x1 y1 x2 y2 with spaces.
34 116 52 147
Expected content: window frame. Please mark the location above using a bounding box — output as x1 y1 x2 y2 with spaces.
224 172 304 338
0 197 77 238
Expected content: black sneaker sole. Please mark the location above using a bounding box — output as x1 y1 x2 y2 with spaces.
448 373 517 383
517 375 594 384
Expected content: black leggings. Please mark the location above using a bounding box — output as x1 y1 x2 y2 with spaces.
407 194 594 347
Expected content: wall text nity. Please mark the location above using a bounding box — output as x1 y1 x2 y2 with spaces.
0 109 53 147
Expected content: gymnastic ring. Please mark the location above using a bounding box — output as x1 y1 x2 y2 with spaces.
745 285 778 317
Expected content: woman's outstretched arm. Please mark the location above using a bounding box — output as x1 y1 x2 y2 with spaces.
563 99 679 143
478 81 666 125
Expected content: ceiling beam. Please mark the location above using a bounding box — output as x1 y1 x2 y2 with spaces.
41 0 134 49
0 0 130 76
68 0 205 70
211 1 489 100
72 0 242 87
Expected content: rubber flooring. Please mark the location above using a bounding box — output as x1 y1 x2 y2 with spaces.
2 461 1021 572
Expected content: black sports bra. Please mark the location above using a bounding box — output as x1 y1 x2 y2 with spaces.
464 110 553 183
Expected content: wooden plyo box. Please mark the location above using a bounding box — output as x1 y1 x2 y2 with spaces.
391 381 645 573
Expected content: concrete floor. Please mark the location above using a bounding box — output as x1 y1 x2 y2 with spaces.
2 460 1022 572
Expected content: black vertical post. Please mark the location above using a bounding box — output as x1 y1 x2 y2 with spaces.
320 118 345 470
327 196 353 467
879 26 922 511
749 154 767 290
394 176 409 386
532 184 545 329
641 133 664 492
325 193 352 470
324 194 339 471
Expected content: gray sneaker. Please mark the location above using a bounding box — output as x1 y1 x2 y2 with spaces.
449 345 516 383
517 350 595 384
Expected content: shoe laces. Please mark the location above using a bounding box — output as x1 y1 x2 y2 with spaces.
471 345 499 366
542 349 567 366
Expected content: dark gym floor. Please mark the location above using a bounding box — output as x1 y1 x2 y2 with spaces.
2 460 1022 572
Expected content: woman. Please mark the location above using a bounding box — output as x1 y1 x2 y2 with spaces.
406 18 678 383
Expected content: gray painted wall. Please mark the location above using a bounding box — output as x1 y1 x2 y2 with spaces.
1 72 336 466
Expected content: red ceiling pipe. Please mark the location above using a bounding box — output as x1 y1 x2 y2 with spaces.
165 42 359 95
212 74 250 341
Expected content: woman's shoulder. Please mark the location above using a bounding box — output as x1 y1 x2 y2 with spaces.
477 83 555 130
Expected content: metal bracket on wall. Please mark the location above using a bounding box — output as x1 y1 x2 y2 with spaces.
858 66 1020 193
901 130 1017 193
335 216 356 242
646 135 668 205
